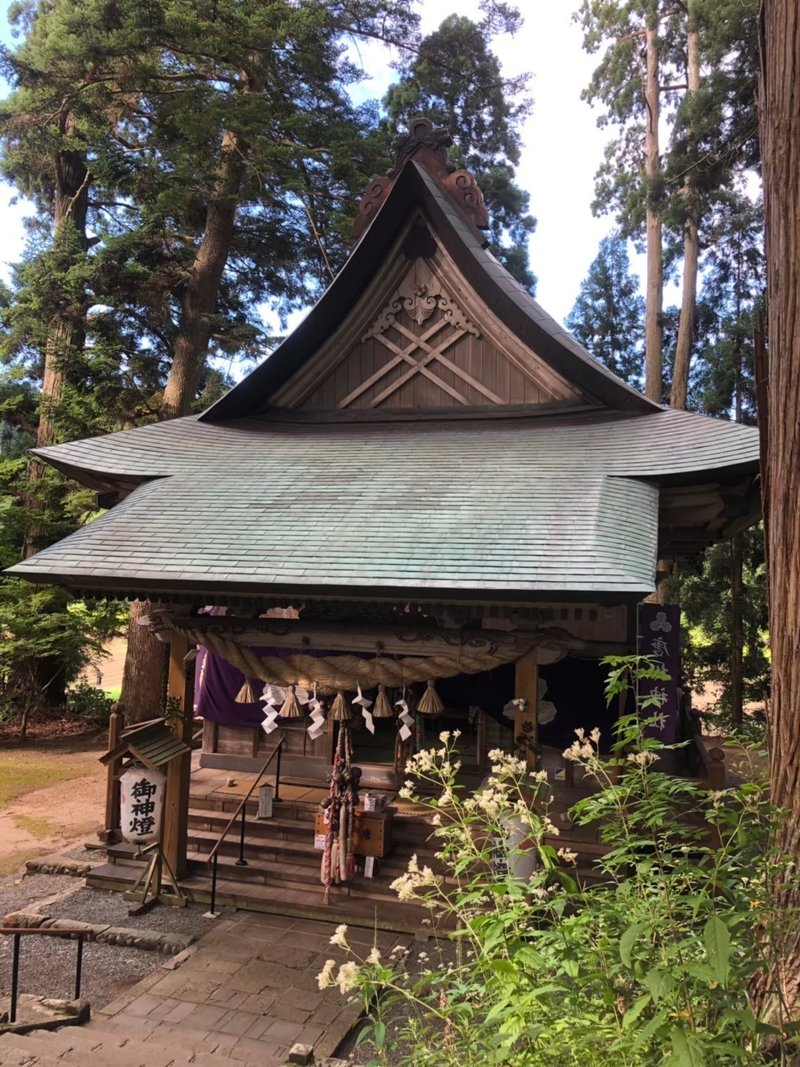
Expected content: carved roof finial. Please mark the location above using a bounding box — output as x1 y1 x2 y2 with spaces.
389 117 452 174
353 115 489 241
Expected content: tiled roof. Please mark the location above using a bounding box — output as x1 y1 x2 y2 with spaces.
9 411 758 599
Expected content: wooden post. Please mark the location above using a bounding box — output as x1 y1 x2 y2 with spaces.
514 649 539 769
162 635 193 879
99 703 124 843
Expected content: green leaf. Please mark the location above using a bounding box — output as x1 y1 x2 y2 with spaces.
644 967 675 1004
622 993 651 1028
666 1027 707 1067
619 922 649 968
703 915 731 985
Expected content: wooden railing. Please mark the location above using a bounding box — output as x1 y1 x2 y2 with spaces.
1 926 97 1024
205 737 284 917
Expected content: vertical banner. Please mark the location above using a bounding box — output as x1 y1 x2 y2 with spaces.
637 604 681 743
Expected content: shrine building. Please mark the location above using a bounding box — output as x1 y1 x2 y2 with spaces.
8 119 761 922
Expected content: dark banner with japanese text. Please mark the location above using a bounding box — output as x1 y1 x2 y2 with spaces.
637 603 681 743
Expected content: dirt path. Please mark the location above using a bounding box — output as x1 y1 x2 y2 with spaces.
0 739 106 876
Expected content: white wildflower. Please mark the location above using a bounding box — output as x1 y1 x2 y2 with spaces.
366 946 382 965
336 961 360 994
329 923 349 949
439 730 451 743
557 847 578 864
317 959 336 989
627 750 659 768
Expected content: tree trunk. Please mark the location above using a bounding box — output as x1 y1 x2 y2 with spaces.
161 130 248 418
758 0 800 1018
644 21 663 403
120 600 168 723
670 6 701 411
25 146 90 560
122 130 249 716
729 533 744 726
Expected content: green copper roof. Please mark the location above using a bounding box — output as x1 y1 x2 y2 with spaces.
9 411 759 600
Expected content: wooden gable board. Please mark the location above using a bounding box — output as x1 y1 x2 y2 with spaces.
202 162 657 423
270 214 583 413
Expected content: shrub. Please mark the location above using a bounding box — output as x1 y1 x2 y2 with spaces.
323 657 796 1066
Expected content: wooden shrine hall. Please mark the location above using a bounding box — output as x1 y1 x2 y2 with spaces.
9 118 761 922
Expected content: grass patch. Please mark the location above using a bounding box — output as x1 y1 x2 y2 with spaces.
0 750 101 809
13 813 59 839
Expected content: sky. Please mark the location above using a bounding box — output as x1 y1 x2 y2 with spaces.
0 1 634 327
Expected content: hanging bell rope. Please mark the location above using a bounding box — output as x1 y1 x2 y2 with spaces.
372 685 394 719
168 626 541 695
417 679 444 717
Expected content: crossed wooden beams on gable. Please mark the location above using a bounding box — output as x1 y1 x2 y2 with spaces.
338 283 503 409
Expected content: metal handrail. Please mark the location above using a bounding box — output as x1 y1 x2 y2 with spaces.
206 737 284 916
1 926 98 1024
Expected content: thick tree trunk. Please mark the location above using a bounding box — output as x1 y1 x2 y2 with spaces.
729 533 744 726
25 147 90 560
670 12 700 411
120 600 168 723
759 0 800 1018
644 22 663 403
161 130 248 418
122 130 249 715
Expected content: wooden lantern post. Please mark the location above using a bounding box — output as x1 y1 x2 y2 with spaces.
162 633 194 879
514 649 539 769
99 703 124 843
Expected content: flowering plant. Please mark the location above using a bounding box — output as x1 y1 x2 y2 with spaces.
320 656 796 1066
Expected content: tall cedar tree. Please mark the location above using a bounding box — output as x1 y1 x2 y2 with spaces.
565 233 645 388
576 0 760 407
758 0 800 1020
0 0 420 720
384 10 536 292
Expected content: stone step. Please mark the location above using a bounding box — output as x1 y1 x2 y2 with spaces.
189 794 319 819
84 860 434 934
184 825 439 873
178 872 434 934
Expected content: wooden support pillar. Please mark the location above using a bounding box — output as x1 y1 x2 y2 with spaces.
514 649 539 769
99 703 124 844
163 634 194 879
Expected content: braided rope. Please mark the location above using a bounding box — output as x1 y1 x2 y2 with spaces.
171 625 529 694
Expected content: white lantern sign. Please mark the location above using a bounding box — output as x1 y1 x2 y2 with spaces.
119 764 166 845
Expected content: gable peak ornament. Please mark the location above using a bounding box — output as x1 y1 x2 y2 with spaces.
353 116 489 240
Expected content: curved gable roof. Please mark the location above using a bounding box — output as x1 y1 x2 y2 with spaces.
202 161 659 422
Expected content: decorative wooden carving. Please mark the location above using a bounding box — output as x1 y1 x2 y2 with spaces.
342 281 495 408
362 284 479 338
353 117 489 239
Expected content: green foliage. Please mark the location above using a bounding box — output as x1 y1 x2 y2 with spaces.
566 232 645 387
327 657 794 1065
66 680 115 723
675 527 769 717
384 10 536 290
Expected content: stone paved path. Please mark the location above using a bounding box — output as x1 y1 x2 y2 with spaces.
90 911 411 1065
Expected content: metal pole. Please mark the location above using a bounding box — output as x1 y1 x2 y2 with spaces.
274 742 282 803
75 935 84 999
235 806 248 866
209 853 218 916
10 934 20 1024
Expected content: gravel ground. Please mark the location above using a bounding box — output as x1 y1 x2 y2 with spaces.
47 886 215 939
0 870 215 1009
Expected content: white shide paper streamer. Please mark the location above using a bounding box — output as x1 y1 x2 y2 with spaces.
395 690 414 742
352 683 374 734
